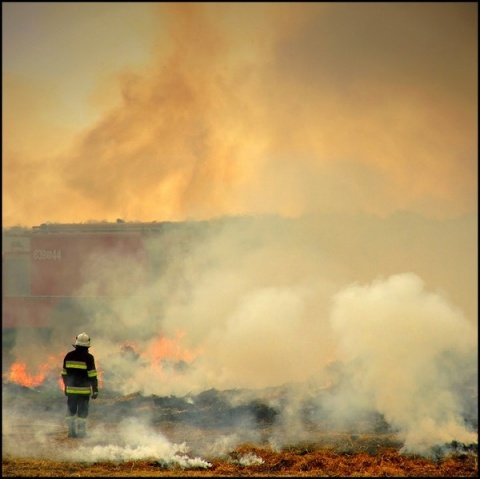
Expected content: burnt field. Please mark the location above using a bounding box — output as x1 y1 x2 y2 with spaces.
2 382 478 477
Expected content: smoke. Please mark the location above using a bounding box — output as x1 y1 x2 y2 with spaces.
3 3 477 226
328 272 477 455
68 417 212 468
83 216 340 395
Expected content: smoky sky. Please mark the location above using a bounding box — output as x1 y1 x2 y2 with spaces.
2 2 477 226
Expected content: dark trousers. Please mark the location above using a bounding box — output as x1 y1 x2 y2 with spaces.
66 395 90 419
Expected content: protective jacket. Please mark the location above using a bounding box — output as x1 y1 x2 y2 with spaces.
61 346 98 396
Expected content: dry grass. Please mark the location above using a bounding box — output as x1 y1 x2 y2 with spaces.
3 439 478 477
3 447 478 477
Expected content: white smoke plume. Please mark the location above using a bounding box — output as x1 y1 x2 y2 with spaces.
68 418 212 468
328 272 477 455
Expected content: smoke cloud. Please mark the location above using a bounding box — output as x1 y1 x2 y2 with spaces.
328 272 477 455
3 3 477 226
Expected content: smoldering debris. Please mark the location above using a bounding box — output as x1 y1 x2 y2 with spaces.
151 388 278 429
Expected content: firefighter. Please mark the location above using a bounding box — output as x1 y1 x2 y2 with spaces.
61 332 99 438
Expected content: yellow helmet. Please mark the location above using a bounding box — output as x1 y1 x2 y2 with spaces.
74 332 91 347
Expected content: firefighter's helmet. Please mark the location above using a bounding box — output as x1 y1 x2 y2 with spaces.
74 332 91 348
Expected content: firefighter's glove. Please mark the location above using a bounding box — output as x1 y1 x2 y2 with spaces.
91 391 98 400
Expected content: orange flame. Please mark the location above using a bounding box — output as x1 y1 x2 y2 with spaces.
8 362 48 388
145 330 198 364
7 358 103 391
6 334 196 392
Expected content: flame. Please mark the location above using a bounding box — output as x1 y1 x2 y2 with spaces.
145 330 198 364
6 353 93 391
6 351 103 391
7 352 64 389
118 331 202 382
8 362 49 388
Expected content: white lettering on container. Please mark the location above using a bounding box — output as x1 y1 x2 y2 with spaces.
33 249 62 260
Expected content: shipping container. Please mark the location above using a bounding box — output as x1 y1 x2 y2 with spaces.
2 222 174 346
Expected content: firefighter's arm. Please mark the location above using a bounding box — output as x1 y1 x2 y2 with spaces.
61 360 68 395
88 356 99 399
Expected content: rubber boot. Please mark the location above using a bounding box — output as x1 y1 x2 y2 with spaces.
76 417 87 438
66 416 76 438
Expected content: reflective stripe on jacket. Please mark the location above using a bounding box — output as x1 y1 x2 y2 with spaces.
65 386 91 394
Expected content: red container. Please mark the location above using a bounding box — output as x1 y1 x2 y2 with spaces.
30 233 147 297
3 223 155 332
